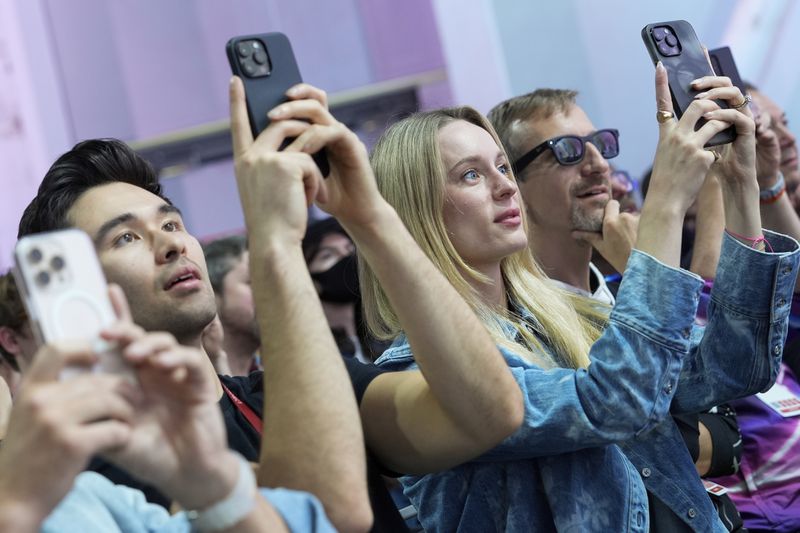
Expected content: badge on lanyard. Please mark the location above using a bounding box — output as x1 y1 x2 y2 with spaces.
702 479 729 496
757 382 800 417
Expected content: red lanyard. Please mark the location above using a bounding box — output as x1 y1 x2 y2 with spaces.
222 384 263 436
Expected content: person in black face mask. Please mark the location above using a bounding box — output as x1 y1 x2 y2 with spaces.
303 218 388 362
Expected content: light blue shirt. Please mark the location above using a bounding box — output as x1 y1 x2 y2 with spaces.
375 232 800 532
41 471 335 532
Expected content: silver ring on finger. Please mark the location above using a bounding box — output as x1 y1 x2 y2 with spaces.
731 93 752 110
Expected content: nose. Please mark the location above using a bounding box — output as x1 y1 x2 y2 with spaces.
154 231 186 264
492 169 517 201
582 142 611 176
777 122 797 149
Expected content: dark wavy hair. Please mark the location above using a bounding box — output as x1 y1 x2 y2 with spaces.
18 138 169 238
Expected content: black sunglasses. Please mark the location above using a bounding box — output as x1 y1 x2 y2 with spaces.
512 128 620 176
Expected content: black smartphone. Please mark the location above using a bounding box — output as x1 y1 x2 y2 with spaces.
641 20 736 147
226 32 329 176
708 46 746 95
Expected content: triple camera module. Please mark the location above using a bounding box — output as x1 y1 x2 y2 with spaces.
28 247 66 288
652 25 682 57
235 39 271 78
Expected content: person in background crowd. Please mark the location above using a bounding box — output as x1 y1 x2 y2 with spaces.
203 235 260 376
302 217 387 362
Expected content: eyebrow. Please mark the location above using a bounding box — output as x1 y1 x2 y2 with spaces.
447 152 506 174
94 203 183 246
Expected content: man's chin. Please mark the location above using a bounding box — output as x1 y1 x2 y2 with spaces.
570 213 604 234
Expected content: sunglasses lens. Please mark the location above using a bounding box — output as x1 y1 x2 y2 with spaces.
593 130 619 158
552 137 584 164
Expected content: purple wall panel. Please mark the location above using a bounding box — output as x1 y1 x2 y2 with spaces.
356 0 445 80
106 2 220 139
45 0 136 141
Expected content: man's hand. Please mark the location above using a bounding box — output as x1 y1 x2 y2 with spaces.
0 342 134 530
229 77 323 247
753 106 782 188
101 287 238 511
202 315 232 375
572 200 639 273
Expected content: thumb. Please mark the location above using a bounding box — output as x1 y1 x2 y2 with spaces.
108 284 133 322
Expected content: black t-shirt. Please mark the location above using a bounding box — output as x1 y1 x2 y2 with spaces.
219 358 409 532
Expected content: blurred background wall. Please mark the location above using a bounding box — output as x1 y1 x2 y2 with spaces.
1 0 798 269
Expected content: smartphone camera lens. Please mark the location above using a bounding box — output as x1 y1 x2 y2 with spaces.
665 34 678 47
51 255 65 271
28 248 43 264
242 61 257 76
35 270 50 287
653 27 667 41
253 50 267 65
237 42 252 58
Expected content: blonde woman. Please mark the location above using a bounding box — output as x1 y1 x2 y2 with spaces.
364 67 799 531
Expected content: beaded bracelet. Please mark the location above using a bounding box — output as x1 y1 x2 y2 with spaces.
726 229 773 252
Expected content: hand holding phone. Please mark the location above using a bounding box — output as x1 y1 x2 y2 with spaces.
642 20 736 147
13 229 133 378
226 32 329 176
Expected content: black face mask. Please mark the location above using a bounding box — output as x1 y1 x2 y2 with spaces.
310 254 359 303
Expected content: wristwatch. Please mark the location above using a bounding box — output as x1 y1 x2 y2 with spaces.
760 172 786 204
185 452 257 532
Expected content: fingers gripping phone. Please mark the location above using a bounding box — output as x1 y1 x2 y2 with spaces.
13 229 131 378
641 20 736 147
226 32 330 176
708 46 746 96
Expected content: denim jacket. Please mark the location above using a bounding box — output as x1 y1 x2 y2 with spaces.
375 232 799 532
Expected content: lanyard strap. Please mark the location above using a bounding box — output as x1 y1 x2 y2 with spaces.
222 383 263 436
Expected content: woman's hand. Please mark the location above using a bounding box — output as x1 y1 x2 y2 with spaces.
691 76 758 192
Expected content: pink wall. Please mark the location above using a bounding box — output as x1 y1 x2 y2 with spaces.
0 0 449 270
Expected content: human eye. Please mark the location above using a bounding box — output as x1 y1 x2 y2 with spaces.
462 169 480 182
497 162 511 175
112 231 137 248
162 220 181 232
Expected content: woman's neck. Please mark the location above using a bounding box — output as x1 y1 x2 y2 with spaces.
465 262 507 309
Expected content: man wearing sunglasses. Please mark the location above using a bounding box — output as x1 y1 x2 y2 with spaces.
489 89 749 532
488 89 635 303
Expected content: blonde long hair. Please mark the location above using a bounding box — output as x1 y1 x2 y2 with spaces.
362 106 607 369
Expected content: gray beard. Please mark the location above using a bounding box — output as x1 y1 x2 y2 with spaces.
570 205 604 232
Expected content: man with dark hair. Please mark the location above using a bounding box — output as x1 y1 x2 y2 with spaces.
14 80 526 532
203 235 259 376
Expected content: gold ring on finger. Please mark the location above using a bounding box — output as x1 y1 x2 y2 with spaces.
656 110 675 124
731 93 752 110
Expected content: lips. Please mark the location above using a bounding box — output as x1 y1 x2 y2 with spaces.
575 185 610 199
163 265 201 290
494 208 521 227
781 152 799 169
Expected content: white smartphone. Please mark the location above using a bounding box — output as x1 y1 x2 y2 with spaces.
13 229 131 377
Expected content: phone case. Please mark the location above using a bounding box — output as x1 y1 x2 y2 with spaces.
13 229 130 377
226 32 329 175
641 20 736 147
708 46 746 95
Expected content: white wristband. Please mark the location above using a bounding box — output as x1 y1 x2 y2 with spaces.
185 452 257 532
